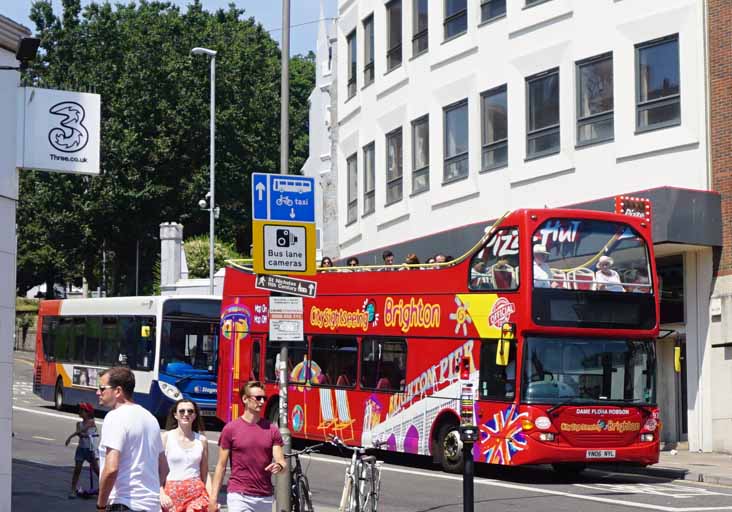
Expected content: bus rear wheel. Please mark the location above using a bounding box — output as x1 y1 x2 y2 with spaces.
437 423 464 474
54 379 64 411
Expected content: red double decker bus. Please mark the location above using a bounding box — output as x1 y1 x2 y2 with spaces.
217 208 660 473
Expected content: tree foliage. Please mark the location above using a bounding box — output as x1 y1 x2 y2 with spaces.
17 0 315 297
183 234 241 279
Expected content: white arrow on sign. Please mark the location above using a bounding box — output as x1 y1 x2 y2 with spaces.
256 182 266 201
289 208 296 219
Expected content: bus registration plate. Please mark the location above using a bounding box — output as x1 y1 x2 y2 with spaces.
586 450 616 459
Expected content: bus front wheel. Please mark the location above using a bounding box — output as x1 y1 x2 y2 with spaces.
54 380 64 411
437 423 464 473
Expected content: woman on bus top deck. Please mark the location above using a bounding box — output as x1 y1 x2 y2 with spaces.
160 399 211 512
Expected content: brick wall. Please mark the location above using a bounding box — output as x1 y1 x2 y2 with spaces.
710 0 732 276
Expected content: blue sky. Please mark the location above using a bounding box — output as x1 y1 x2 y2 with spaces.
3 0 337 56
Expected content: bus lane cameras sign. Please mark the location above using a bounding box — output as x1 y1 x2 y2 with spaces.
251 173 317 275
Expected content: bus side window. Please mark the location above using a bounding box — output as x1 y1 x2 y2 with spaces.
100 317 121 366
360 338 406 392
265 338 308 383
479 339 517 401
54 318 74 362
251 341 260 381
85 317 101 365
136 316 155 370
42 317 57 361
311 336 357 388
72 318 85 362
469 228 519 291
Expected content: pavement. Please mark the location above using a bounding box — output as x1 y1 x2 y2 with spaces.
11 458 341 512
602 447 732 487
12 448 732 511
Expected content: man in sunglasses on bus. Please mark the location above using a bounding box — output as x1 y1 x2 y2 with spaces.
208 381 286 512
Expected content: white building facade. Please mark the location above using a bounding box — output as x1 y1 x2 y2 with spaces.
0 14 31 512
325 0 722 452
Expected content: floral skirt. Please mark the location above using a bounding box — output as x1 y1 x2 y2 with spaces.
164 478 209 512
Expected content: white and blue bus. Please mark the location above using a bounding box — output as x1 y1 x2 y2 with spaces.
33 296 221 419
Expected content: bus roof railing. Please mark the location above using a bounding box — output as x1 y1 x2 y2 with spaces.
225 211 513 274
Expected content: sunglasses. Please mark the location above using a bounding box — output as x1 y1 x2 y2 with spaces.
248 395 267 402
97 385 114 392
177 408 195 415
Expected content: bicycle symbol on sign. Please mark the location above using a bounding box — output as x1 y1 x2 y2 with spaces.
276 195 294 207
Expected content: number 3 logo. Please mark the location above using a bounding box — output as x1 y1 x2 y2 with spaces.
48 101 89 153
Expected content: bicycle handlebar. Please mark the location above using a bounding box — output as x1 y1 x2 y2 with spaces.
286 442 326 458
329 435 387 451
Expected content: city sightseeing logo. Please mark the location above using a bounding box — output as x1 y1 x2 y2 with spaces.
48 102 89 153
488 297 516 328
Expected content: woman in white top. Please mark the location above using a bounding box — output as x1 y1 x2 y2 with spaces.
595 255 624 292
160 399 211 512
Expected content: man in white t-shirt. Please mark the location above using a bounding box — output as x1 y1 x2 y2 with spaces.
96 367 168 512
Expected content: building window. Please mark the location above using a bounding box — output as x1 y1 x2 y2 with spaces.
346 29 357 99
636 35 680 131
386 0 402 71
444 0 467 40
526 0 549 6
363 142 375 215
526 68 559 158
481 0 505 23
481 85 508 171
346 153 357 224
412 115 429 194
413 0 428 55
363 15 375 86
577 53 614 145
444 99 469 182
386 128 403 205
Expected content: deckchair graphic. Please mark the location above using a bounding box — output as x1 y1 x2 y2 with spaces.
318 388 337 433
334 389 356 441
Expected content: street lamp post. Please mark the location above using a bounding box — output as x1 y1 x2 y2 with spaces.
191 46 217 296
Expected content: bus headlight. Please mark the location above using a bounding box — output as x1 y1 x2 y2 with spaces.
640 433 654 442
158 381 182 401
539 432 555 442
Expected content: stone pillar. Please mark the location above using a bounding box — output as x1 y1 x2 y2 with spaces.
160 222 183 293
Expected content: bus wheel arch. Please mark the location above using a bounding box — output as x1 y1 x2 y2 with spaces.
54 378 64 411
432 412 463 473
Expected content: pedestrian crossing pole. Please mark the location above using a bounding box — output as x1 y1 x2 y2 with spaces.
459 356 477 512
275 1 292 511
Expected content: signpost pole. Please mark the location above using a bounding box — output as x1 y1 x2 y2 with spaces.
459 357 477 512
275 1 292 510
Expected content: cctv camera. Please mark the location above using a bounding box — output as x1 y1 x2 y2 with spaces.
198 199 207 209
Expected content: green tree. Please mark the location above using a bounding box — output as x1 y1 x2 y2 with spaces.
17 0 315 297
183 235 241 279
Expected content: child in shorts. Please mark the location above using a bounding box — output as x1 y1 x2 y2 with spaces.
65 402 99 499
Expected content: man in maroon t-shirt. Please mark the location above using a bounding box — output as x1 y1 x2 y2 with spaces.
209 381 285 512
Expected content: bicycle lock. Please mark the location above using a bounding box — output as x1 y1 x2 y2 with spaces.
459 356 478 512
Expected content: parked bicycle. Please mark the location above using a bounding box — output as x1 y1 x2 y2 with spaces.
287 442 326 512
330 435 385 512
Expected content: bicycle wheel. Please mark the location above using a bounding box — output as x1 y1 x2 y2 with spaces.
295 476 314 512
358 462 377 512
338 472 354 512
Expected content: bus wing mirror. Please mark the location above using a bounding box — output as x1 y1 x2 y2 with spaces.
496 322 515 367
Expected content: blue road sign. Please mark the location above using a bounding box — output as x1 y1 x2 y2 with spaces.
251 173 315 222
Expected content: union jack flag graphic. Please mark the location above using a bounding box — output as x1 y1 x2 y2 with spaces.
478 405 528 465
